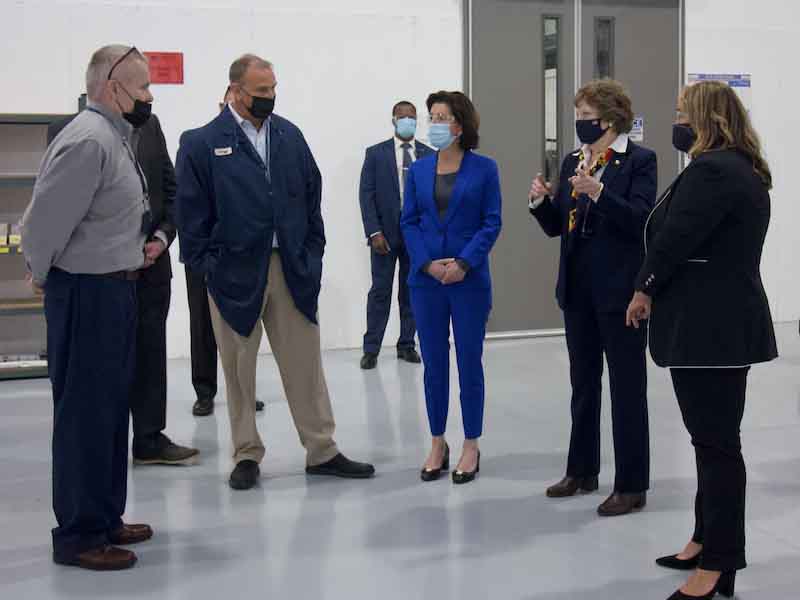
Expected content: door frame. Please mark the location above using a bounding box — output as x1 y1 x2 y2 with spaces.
462 0 685 340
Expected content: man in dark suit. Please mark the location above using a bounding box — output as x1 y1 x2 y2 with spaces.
186 86 265 417
48 104 199 467
176 54 374 490
358 101 432 370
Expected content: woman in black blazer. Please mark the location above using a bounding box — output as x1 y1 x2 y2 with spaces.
529 79 657 517
627 80 777 600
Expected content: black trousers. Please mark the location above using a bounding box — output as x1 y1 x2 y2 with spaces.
563 307 650 493
130 278 170 450
363 244 416 355
45 269 137 560
185 265 217 401
671 367 749 572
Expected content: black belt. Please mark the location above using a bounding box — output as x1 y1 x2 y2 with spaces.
103 270 140 281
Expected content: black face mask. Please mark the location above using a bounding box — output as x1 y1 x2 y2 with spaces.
115 82 152 128
672 123 696 153
576 118 606 145
244 90 275 120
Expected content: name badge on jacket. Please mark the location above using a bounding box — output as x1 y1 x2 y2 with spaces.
214 147 233 156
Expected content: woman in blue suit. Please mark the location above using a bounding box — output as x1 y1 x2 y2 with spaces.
401 91 502 484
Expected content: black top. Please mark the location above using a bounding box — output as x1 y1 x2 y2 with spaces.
435 172 458 219
636 149 777 367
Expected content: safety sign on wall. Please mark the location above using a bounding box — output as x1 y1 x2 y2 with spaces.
630 117 644 142
687 73 752 112
143 52 184 85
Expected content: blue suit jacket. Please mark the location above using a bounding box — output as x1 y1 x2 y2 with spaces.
401 150 502 289
359 138 433 248
530 141 657 312
175 107 324 336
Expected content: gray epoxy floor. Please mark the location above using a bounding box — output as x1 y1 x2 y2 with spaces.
1 323 800 599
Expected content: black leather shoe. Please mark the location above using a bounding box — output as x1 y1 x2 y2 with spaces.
255 400 265 412
397 348 422 363
597 491 647 516
192 397 214 416
306 453 375 478
452 451 480 484
420 444 450 482
546 475 599 498
667 571 735 599
360 353 378 370
229 459 260 490
656 553 702 570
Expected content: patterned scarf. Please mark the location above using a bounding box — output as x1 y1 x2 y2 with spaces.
568 147 615 233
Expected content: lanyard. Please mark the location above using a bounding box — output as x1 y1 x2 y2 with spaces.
87 107 150 202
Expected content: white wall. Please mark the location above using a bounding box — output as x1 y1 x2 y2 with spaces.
686 0 800 323
0 0 463 357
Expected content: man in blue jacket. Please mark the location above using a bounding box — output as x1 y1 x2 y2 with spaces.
358 101 433 369
176 54 375 490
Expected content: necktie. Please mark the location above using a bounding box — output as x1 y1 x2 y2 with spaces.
401 142 413 204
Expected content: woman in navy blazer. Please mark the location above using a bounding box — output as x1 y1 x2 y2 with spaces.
401 91 502 484
529 80 657 515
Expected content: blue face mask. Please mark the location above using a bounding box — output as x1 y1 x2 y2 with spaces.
395 117 417 140
429 123 456 150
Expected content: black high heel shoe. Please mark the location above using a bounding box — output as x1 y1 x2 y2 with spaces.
420 443 449 482
452 450 480 485
656 552 702 570
667 571 736 600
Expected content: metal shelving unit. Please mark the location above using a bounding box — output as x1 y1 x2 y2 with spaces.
0 113 71 380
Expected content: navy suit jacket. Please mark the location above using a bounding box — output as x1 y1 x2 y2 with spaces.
530 141 657 312
401 150 502 289
359 138 433 249
175 107 324 336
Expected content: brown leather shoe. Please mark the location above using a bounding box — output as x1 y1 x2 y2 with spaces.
109 523 153 545
546 475 599 498
597 491 647 516
55 545 138 570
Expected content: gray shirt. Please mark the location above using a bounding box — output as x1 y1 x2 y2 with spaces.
22 102 147 285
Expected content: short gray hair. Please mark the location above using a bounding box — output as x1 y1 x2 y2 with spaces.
229 54 273 84
85 44 146 100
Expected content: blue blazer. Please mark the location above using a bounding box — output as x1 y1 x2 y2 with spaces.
530 141 657 312
359 138 433 249
175 107 324 336
401 150 502 289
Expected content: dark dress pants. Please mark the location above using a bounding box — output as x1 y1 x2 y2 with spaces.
671 367 749 572
185 264 217 401
130 278 170 452
363 244 416 355
45 268 137 561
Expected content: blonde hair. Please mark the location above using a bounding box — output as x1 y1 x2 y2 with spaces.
682 81 772 189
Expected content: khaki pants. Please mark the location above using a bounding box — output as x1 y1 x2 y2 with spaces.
207 253 339 466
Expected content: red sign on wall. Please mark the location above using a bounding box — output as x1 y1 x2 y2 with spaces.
143 52 184 84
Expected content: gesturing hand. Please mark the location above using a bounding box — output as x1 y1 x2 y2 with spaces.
529 173 552 202
569 166 602 198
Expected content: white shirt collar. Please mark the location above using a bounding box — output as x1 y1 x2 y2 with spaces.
578 133 630 166
228 103 269 132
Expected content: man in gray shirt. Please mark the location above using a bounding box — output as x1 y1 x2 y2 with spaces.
22 45 155 571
